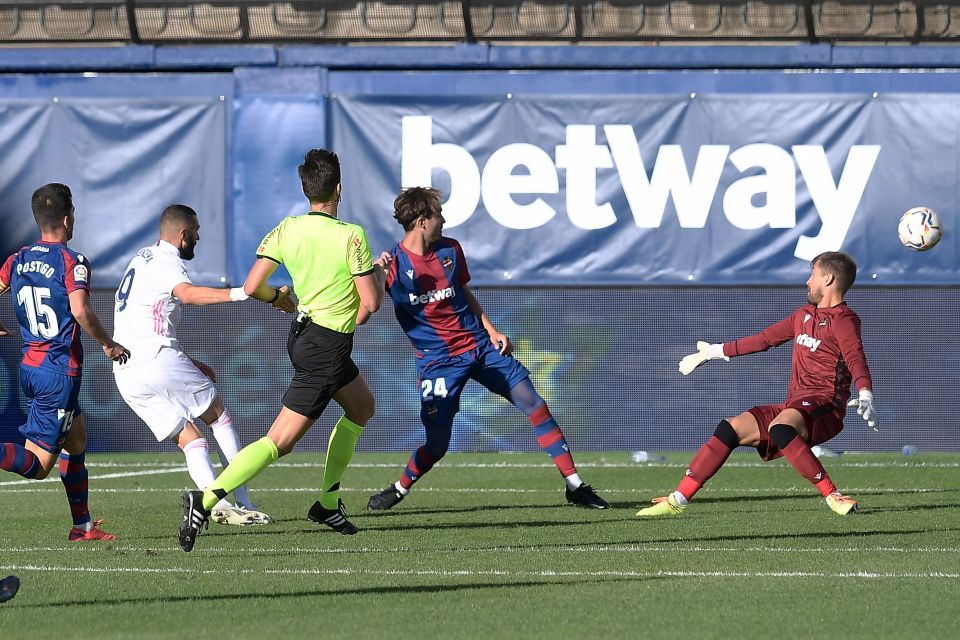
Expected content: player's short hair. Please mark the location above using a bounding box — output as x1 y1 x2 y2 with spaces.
812 251 857 294
393 187 442 231
31 183 73 231
159 204 198 233
298 148 340 204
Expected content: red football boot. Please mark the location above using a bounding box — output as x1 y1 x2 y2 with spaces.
68 518 117 542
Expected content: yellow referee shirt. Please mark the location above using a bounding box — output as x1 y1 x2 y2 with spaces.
256 212 373 334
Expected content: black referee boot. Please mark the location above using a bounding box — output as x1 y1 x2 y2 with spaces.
308 498 359 535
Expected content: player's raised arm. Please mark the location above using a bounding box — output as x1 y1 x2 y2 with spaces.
463 285 512 356
678 341 729 375
68 288 129 363
172 282 249 306
679 313 795 375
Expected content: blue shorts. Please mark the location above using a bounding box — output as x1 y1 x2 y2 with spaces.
19 366 82 454
416 340 530 428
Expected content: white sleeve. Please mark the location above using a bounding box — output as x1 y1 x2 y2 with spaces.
160 257 192 293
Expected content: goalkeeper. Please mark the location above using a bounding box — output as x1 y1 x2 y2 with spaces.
638 251 876 518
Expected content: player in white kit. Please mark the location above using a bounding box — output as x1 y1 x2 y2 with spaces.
113 205 287 525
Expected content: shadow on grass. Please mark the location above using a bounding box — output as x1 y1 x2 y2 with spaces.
9 575 657 610
603 487 958 511
377 525 960 555
548 526 960 548
370 487 960 515
138 514 623 543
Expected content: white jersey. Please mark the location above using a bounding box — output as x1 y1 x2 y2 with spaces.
112 240 191 368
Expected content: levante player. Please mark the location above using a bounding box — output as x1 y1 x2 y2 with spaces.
638 251 877 518
366 186 608 512
0 183 129 541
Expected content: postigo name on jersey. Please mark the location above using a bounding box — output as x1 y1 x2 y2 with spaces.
409 286 454 306
401 116 881 260
16 260 55 279
796 333 822 352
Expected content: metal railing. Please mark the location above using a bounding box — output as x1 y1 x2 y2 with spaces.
0 1 956 44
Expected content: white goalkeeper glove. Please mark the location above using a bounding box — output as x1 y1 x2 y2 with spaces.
678 341 729 376
847 389 878 431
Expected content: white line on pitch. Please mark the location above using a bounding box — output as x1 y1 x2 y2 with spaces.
2 545 959 555
2 564 958 580
0 468 184 487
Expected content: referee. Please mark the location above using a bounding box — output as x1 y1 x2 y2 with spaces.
178 148 390 551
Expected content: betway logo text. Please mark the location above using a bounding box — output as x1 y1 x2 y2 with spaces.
796 333 822 352
410 286 454 306
401 116 881 260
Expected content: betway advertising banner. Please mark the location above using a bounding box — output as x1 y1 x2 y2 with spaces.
331 95 956 285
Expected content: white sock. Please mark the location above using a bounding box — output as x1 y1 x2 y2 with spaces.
182 438 231 510
210 410 254 509
394 481 409 496
182 437 216 488
564 473 583 491
672 491 689 506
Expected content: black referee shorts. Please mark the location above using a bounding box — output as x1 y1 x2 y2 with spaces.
282 318 359 420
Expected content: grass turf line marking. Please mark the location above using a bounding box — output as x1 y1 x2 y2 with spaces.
4 545 960 555
2 564 959 580
0 468 185 487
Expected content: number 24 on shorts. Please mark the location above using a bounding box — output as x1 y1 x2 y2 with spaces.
421 377 448 400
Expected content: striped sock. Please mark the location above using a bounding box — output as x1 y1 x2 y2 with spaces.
399 446 440 491
528 404 577 478
319 416 364 509
59 452 91 527
0 443 42 479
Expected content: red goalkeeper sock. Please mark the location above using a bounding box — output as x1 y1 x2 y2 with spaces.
778 436 837 497
677 435 734 501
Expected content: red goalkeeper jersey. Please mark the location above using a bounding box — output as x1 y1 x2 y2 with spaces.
722 302 872 409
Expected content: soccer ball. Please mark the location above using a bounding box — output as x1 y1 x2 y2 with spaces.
898 207 942 251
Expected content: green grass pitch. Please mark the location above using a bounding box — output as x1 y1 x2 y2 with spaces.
1 452 959 639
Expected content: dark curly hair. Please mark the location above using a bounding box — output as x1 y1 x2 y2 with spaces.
393 186 442 231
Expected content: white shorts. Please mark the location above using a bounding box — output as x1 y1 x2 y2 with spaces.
114 346 217 442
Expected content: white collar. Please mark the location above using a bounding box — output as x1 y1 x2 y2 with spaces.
156 240 181 256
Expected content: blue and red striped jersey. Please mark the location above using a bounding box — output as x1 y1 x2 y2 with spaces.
385 237 487 359
0 241 90 376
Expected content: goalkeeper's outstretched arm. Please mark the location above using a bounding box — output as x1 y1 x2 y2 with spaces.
678 341 729 375
679 312 796 375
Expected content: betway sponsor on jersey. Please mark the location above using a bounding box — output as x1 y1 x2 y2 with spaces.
401 116 880 260
796 333 822 352
410 286 454 306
